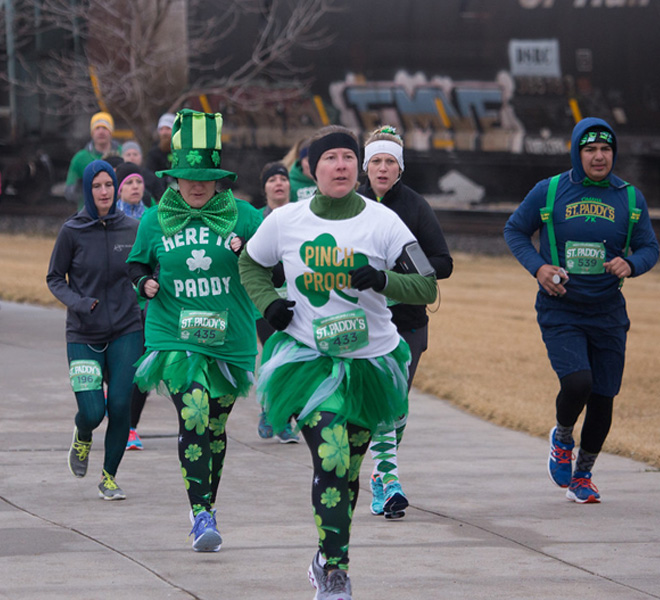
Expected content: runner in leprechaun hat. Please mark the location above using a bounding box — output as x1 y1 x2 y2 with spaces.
127 109 263 552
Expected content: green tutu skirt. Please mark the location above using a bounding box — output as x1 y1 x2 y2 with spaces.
258 332 410 434
134 350 253 398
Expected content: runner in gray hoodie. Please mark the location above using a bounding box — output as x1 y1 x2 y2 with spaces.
47 160 143 500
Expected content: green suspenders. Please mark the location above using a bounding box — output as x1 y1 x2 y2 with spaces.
624 186 642 256
540 174 640 284
540 175 561 267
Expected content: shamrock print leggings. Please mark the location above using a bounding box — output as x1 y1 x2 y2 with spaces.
170 382 236 516
301 411 372 571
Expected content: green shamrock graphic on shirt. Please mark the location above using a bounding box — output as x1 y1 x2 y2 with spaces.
295 233 368 306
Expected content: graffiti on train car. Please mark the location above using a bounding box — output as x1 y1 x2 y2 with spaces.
330 71 525 154
190 67 574 158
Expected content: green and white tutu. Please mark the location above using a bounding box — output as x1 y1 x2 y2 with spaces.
258 332 410 434
135 350 253 398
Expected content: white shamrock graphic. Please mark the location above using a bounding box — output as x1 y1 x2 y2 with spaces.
186 249 212 272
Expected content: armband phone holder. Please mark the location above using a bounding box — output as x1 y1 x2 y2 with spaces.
395 242 435 277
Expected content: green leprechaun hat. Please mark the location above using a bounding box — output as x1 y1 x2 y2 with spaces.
156 109 237 181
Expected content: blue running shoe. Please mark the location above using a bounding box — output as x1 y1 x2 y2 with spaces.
257 410 274 439
126 428 143 451
189 510 222 552
548 426 574 488
383 481 408 519
276 421 300 444
370 474 384 516
566 471 601 504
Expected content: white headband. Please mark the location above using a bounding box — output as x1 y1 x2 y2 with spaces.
362 140 404 172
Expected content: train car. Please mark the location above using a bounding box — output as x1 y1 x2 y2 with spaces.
185 0 660 208
2 0 659 210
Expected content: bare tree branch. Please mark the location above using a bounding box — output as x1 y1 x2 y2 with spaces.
1 0 345 148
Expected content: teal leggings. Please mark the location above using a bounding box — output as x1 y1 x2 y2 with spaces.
67 330 142 476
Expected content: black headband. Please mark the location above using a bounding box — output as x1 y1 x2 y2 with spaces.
261 164 289 189
308 132 360 179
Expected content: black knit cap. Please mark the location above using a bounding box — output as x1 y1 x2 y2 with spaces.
115 161 143 188
261 162 289 189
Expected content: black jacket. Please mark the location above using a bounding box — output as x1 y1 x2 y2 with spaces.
358 179 453 330
47 208 142 344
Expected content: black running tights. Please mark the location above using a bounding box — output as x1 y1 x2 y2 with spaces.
556 370 614 454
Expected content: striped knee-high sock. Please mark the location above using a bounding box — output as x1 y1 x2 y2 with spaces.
369 429 399 486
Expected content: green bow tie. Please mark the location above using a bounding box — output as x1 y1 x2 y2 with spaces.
158 187 238 237
582 177 610 188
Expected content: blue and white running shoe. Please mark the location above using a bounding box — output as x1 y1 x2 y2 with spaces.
189 510 222 552
566 471 601 504
548 426 574 488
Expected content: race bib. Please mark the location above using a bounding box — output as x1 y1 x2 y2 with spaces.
565 241 606 275
313 309 369 356
179 309 228 347
69 359 103 392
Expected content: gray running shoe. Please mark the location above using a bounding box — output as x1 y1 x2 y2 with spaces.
68 427 92 478
98 470 126 500
308 551 352 600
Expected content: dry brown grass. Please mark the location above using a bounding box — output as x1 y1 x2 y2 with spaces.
0 233 63 307
2 234 659 467
415 252 660 468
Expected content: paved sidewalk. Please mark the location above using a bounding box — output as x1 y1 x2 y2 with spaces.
1 301 659 600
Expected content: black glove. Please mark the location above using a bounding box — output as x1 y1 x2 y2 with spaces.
264 299 296 331
271 262 286 288
349 265 386 291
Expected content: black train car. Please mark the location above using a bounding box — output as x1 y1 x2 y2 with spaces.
3 0 659 208
191 0 660 207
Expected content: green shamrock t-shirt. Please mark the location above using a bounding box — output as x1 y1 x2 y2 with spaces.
245 197 416 358
128 199 263 371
